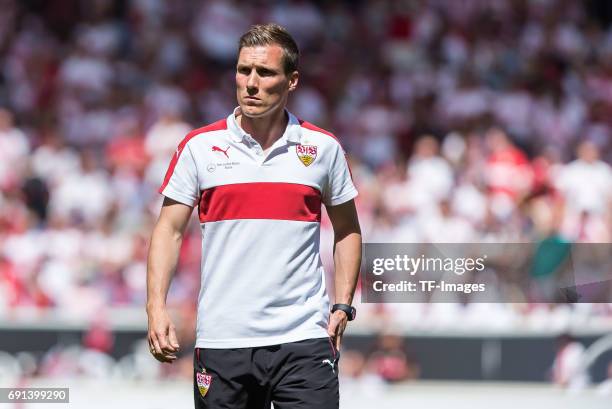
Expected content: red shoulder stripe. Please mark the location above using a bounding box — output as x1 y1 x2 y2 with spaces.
298 119 341 144
298 119 354 182
158 119 227 194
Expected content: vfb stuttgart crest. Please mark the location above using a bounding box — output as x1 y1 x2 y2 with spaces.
196 368 212 397
296 144 317 167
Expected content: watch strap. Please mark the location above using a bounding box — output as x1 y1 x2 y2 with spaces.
331 303 356 321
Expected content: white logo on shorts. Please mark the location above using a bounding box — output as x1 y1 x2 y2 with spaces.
322 358 338 373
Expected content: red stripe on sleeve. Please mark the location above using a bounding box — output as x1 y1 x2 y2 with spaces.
158 119 227 194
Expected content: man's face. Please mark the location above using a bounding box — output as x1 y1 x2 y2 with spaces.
577 141 598 163
236 44 298 118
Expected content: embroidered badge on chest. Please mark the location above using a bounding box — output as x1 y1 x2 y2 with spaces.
296 144 318 167
196 368 212 397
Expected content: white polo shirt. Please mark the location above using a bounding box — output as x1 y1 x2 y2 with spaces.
159 108 357 348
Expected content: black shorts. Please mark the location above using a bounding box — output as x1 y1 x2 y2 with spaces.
193 337 340 409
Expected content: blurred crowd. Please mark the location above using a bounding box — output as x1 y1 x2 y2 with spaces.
0 329 422 386
0 0 611 325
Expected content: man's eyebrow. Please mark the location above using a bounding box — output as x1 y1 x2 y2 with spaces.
236 62 278 71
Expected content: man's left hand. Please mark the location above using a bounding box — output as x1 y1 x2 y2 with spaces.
327 310 348 351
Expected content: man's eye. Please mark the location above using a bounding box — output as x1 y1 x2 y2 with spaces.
238 68 250 75
258 69 274 76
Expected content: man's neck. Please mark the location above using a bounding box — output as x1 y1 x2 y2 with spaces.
237 107 288 150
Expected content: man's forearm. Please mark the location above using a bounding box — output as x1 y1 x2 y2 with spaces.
146 221 183 311
333 232 362 305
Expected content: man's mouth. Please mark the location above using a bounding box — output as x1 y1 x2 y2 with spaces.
244 97 262 106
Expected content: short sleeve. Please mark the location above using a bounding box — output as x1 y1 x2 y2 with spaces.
158 143 199 206
324 142 358 206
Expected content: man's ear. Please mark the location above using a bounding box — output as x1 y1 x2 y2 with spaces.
288 71 299 92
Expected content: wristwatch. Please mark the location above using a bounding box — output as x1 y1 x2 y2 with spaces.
331 304 356 321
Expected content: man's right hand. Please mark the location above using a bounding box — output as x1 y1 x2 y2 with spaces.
147 306 180 363
146 198 193 363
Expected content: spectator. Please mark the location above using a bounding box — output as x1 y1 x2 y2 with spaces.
551 333 588 389
555 141 612 239
367 334 420 383
0 108 29 191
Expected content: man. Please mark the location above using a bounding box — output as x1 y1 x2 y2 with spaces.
147 23 362 409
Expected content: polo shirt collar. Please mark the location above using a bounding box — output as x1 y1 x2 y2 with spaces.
227 106 302 144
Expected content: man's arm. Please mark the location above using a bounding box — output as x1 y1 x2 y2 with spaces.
325 199 362 350
146 197 193 362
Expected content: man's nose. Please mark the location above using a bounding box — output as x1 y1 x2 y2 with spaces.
246 72 258 93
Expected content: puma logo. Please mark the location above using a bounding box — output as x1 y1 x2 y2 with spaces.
212 145 230 159
322 358 338 374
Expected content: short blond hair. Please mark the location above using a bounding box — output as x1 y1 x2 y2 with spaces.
238 23 299 74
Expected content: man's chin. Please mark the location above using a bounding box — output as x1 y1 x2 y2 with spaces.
240 105 269 118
